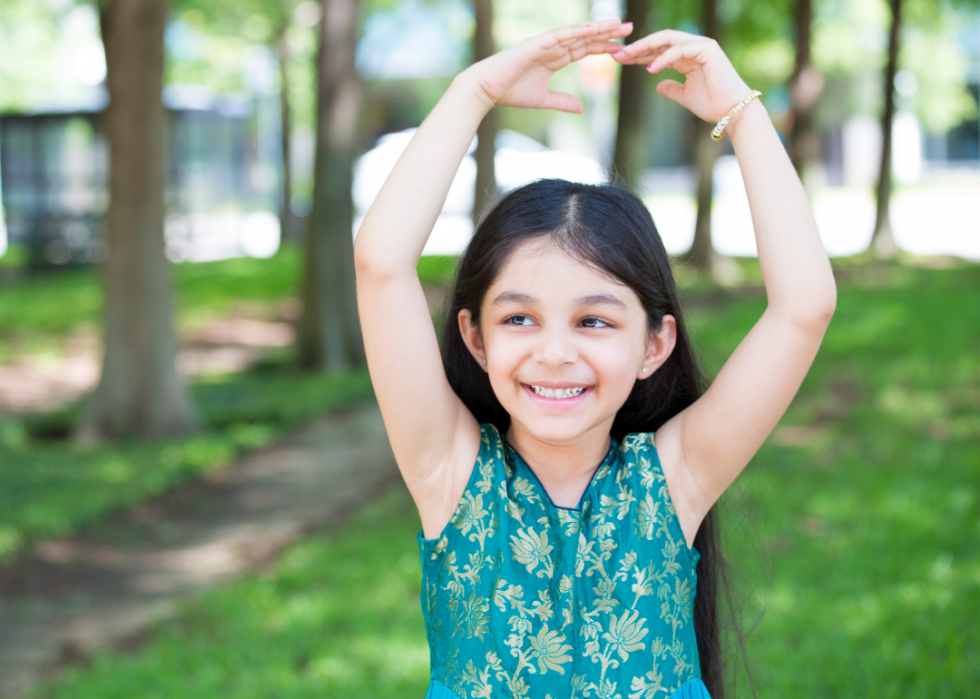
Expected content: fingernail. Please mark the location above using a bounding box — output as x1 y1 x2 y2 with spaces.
624 21 633 26
646 62 654 70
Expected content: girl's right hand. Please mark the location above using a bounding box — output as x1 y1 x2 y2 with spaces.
465 19 633 114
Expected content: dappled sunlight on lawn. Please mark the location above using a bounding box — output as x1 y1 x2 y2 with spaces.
689 263 980 696
25 261 980 699
40 486 430 699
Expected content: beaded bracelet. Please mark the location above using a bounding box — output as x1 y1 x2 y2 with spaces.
710 90 762 142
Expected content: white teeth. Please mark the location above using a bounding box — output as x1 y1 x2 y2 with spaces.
530 385 586 399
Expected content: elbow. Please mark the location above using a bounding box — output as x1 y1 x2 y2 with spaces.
797 281 837 330
353 229 412 286
772 279 837 331
817 286 837 325
352 234 374 276
353 232 390 281
814 274 838 325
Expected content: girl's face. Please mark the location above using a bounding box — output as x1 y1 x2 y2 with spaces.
459 239 676 446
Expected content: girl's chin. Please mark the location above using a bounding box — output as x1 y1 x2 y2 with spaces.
508 413 612 449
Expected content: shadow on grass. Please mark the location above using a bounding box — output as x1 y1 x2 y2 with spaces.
12 257 980 697
33 485 430 699
0 360 376 564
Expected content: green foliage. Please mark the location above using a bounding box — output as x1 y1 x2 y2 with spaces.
29 261 980 697
812 0 978 131
0 0 85 111
0 366 375 563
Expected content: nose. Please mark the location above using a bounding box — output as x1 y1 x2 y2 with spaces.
533 324 578 369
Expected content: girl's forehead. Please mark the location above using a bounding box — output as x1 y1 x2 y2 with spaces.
487 239 639 306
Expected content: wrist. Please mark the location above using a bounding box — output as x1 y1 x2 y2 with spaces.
721 97 769 143
451 68 496 115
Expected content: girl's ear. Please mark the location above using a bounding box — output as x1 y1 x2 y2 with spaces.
639 314 677 379
458 309 488 372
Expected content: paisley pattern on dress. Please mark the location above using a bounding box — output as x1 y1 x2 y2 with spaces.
418 424 707 699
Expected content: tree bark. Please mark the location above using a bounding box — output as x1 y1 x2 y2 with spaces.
296 0 365 370
77 0 199 442
473 0 496 224
871 0 901 258
276 21 294 243
788 0 823 185
613 0 651 191
687 0 720 271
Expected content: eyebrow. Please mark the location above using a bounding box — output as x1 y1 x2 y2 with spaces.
491 291 628 310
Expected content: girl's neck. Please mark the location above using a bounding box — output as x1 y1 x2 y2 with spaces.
505 420 614 508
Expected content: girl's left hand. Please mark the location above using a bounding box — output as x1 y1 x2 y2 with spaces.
612 29 753 124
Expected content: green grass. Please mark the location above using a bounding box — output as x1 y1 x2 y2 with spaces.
0 246 458 362
416 255 459 287
0 364 375 564
0 241 29 268
688 262 980 696
0 246 455 560
31 486 430 699
25 261 980 697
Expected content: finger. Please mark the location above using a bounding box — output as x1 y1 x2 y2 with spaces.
656 79 686 104
610 21 634 39
614 28 704 60
612 41 672 64
552 19 618 45
647 40 713 73
569 40 629 62
539 90 584 114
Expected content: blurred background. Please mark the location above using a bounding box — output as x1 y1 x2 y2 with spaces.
0 0 977 697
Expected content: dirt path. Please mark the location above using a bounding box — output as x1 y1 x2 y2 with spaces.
0 404 401 698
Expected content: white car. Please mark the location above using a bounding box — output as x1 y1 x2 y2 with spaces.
352 128 608 255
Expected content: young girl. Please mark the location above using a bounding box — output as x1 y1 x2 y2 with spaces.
354 19 836 699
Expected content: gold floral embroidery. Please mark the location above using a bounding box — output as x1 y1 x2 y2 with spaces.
529 625 574 674
420 427 703 699
510 527 555 578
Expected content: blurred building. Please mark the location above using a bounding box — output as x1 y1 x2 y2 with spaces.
0 85 279 271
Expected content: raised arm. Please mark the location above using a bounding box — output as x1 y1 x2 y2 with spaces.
355 20 631 538
614 32 837 546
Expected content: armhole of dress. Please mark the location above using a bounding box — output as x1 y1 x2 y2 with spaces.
645 432 700 564
418 424 498 548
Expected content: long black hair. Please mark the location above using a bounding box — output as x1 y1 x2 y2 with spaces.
440 178 734 697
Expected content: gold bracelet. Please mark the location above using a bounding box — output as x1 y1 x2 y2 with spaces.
710 90 762 142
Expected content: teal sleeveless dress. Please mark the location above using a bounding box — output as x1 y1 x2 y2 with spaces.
417 424 711 699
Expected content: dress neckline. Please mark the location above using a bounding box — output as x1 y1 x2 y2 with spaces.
501 434 620 512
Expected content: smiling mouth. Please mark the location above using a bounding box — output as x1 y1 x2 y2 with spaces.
528 385 588 400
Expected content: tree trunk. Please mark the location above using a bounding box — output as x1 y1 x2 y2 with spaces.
473 0 496 224
296 0 365 370
76 0 199 442
687 0 720 272
276 22 294 243
788 0 823 186
613 0 650 191
871 0 901 258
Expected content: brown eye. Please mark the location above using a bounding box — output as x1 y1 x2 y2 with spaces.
506 315 535 326
581 317 609 329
